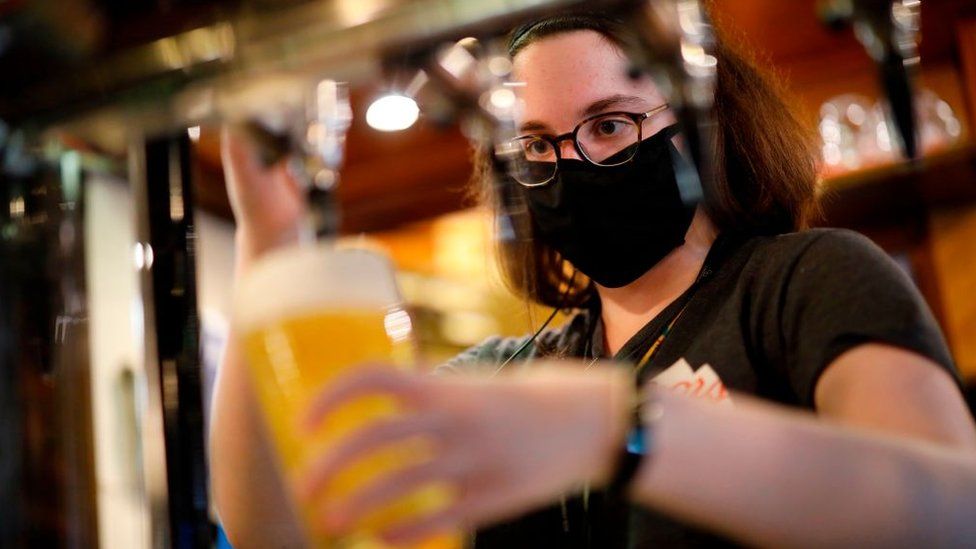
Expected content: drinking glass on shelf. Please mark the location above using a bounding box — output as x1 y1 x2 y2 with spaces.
914 88 964 154
819 89 965 175
819 94 892 173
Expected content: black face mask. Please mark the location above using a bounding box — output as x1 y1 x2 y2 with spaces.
522 125 696 288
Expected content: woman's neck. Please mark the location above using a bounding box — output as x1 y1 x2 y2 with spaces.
596 209 718 356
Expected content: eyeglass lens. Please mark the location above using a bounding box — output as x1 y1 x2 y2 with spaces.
510 113 642 186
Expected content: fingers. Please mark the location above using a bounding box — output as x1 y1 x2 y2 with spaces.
301 367 429 432
371 482 523 546
379 506 466 547
314 456 463 536
297 412 449 501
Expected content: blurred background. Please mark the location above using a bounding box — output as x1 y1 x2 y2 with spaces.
1 0 976 547
184 1 976 369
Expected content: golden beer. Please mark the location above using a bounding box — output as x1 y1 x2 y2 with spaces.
234 246 460 549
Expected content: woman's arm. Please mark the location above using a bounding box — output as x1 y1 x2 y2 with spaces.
208 128 308 548
634 386 976 548
296 365 976 548
814 343 976 448
209 335 305 548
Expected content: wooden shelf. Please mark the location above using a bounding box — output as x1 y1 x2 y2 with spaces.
817 145 976 233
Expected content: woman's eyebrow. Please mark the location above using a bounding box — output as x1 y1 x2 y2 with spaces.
518 94 647 133
579 94 647 118
519 121 550 133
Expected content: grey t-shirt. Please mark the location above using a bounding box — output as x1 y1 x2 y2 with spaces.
441 228 957 549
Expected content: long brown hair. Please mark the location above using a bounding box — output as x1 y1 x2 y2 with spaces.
481 11 819 308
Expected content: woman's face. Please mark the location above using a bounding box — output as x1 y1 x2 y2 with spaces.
511 30 677 157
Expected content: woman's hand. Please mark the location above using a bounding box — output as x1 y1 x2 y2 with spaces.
295 365 633 546
220 125 307 264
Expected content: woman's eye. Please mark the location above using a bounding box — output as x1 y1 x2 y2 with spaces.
597 121 620 135
594 119 628 137
527 140 550 156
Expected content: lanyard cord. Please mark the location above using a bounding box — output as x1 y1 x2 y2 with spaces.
587 248 715 376
621 233 730 376
493 270 580 377
633 299 693 376
572 236 728 545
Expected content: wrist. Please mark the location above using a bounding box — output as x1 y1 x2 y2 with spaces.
595 377 662 497
589 369 638 487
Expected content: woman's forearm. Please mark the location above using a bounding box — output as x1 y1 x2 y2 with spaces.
208 228 304 548
631 392 976 548
209 337 304 548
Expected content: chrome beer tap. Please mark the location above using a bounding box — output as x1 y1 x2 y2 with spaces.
620 0 719 208
819 0 922 160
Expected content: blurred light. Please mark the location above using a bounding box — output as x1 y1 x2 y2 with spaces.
134 242 154 271
313 169 338 190
680 43 717 70
187 126 201 141
133 243 144 270
487 56 512 77
846 104 866 126
946 118 961 139
60 151 82 204
334 0 391 26
384 309 413 342
877 122 893 152
366 94 419 132
822 143 842 166
9 196 24 219
489 88 517 111
820 119 841 142
438 42 477 79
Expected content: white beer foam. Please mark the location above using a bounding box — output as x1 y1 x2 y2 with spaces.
233 244 401 332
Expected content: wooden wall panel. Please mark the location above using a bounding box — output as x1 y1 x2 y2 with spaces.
928 206 976 380
959 18 976 136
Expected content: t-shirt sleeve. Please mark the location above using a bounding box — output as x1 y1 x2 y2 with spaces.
435 336 512 376
779 230 957 406
435 315 582 376
435 333 540 376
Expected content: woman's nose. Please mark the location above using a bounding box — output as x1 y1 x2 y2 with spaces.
557 139 582 161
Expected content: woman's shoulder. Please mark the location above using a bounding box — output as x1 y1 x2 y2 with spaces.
740 228 893 280
750 227 882 260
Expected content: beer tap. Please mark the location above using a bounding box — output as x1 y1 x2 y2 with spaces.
819 0 922 160
302 79 352 238
405 37 533 243
620 0 718 208
222 76 352 239
367 36 526 242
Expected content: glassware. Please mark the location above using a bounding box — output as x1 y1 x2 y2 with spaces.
819 89 964 175
819 93 890 173
233 244 461 549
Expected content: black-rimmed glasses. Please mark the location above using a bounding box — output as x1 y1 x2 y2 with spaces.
508 103 669 187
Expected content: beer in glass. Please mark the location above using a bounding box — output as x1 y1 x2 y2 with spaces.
233 245 459 548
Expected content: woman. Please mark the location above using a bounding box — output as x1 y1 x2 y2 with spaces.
210 12 976 548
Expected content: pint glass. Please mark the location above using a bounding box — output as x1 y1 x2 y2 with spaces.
234 245 459 548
